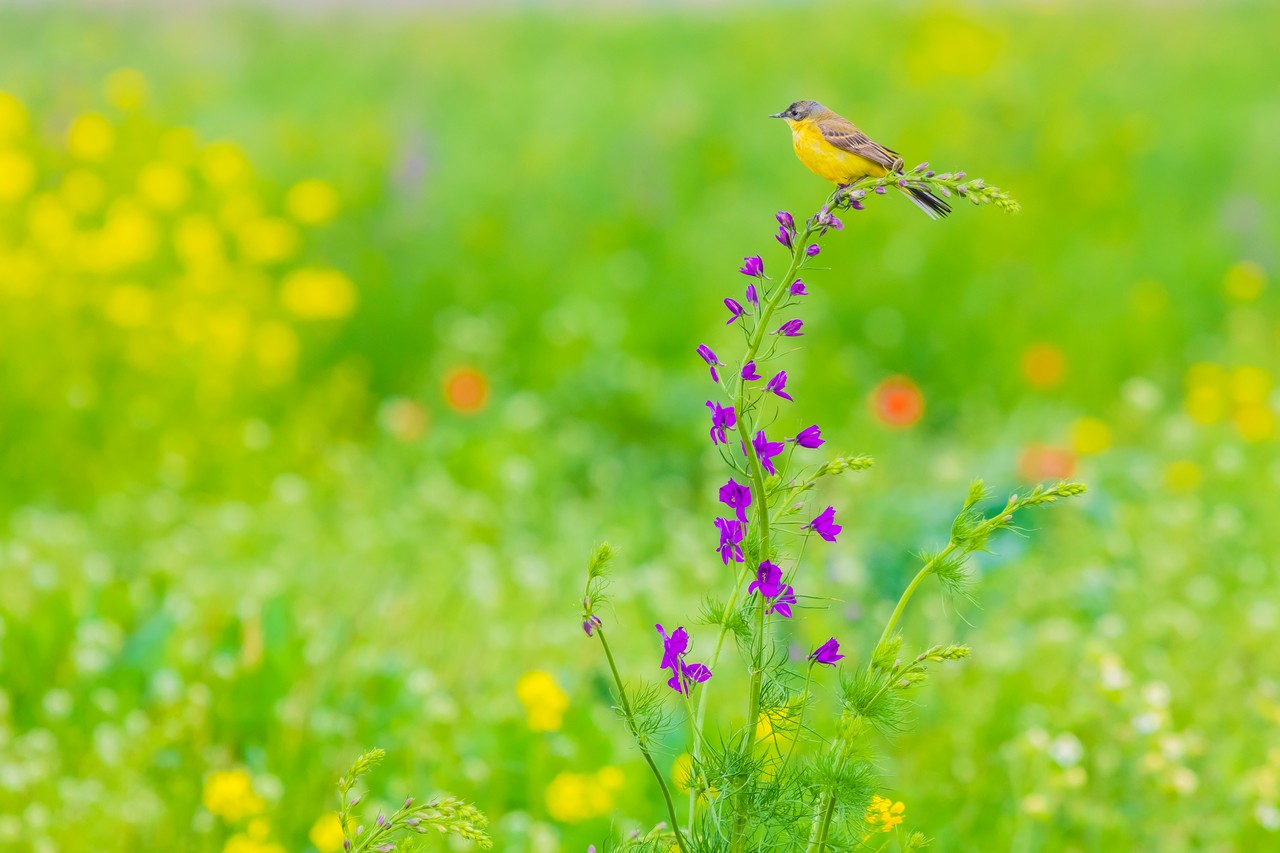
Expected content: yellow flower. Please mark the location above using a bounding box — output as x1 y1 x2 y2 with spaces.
308 813 345 853
544 767 622 823
1223 260 1266 302
67 112 114 161
0 149 35 202
286 179 340 225
0 90 30 140
515 670 570 732
137 161 191 211
672 753 693 793
864 794 906 833
1235 405 1274 443
223 833 285 853
202 769 264 822
1163 460 1202 494
173 214 226 267
60 169 106 214
98 200 159 270
1184 362 1227 425
280 267 357 321
1230 366 1271 406
237 217 299 265
105 68 149 111
104 284 154 328
254 322 300 379
201 141 252 187
1070 416 1111 455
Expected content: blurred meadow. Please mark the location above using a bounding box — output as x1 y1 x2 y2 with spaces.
1 0 1279 850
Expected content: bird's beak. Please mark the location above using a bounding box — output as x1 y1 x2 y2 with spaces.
768 111 786 119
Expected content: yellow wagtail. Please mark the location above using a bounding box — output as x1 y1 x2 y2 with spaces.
770 99 950 219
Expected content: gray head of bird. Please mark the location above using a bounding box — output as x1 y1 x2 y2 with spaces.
769 100 823 121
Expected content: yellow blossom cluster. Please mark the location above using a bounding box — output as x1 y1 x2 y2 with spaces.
0 74 355 486
222 818 286 853
1184 362 1275 442
202 769 265 822
865 795 906 833
544 766 625 823
515 670 570 731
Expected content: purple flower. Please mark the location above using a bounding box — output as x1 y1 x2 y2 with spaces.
790 280 807 296
775 226 792 250
874 185 887 195
775 319 804 337
748 560 784 598
793 424 824 448
776 210 794 231
741 361 761 381
375 846 394 853
770 586 796 618
718 478 752 524
805 244 820 257
697 344 722 382
656 624 689 671
715 517 745 564
766 370 793 402
657 624 712 694
739 255 764 277
746 283 758 306
706 400 736 445
752 430 784 476
583 613 602 637
810 637 845 665
724 297 746 324
850 199 865 211
667 660 713 694
913 161 929 172
806 505 842 542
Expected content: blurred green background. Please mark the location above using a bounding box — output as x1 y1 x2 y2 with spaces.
1 1 1278 850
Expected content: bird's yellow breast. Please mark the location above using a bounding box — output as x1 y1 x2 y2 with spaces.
787 119 888 185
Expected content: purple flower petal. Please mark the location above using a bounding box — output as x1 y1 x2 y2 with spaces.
766 370 793 402
741 361 761 381
718 478 752 524
806 505 842 543
792 424 824 448
775 319 803 337
805 244 820 257
724 297 746 323
810 637 844 665
790 280 807 296
739 255 764 277
752 430 785 476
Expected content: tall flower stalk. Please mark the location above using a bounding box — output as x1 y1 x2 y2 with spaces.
583 165 1083 851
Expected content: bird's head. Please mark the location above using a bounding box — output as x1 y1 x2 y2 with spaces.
769 100 823 125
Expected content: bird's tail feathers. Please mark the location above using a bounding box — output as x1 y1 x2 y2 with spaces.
899 185 951 220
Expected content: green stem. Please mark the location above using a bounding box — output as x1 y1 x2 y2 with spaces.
781 662 815 770
806 792 838 853
597 629 690 853
687 211 826 828
872 541 957 657
728 218 824 852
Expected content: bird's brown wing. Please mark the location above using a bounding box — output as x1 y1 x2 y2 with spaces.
816 117 902 171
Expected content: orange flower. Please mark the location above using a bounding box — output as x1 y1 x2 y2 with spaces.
870 376 924 429
443 366 490 414
1018 444 1076 482
1021 342 1066 389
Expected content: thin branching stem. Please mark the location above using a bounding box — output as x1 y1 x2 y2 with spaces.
597 628 690 853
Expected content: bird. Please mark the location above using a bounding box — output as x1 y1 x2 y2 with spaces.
769 100 950 219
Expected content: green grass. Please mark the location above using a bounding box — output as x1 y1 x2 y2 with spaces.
0 2 1277 851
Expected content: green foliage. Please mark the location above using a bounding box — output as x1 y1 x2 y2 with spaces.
338 749 491 851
